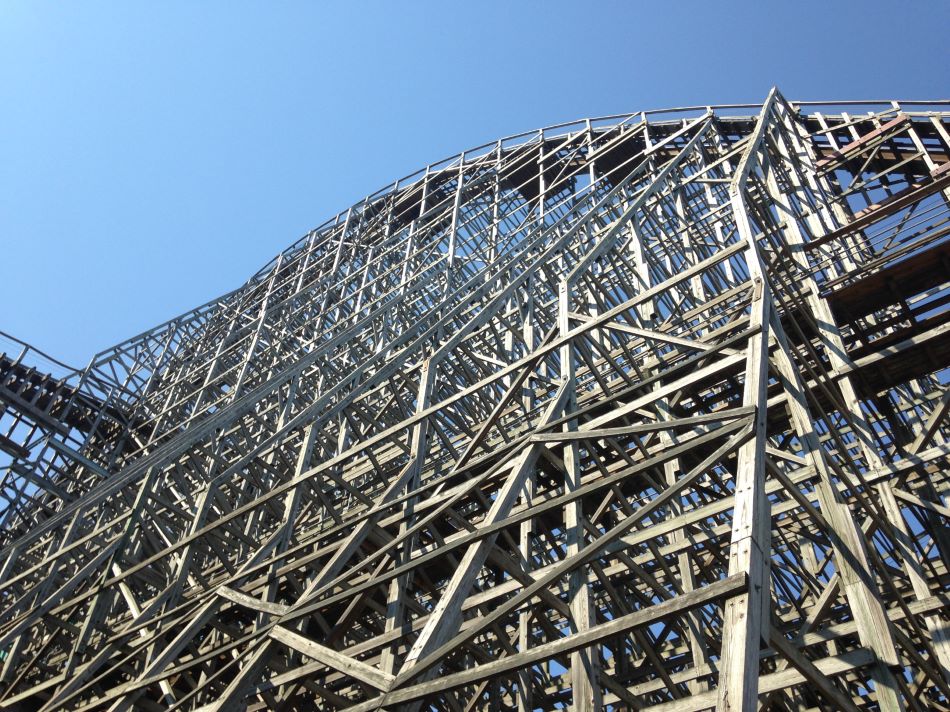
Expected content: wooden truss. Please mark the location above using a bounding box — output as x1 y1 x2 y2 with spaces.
0 88 948 710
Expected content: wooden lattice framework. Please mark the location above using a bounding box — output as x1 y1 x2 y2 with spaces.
1 89 949 711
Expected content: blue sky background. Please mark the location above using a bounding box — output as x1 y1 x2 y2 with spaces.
1 1 948 366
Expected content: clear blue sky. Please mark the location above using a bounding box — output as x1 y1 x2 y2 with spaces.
1 1 948 366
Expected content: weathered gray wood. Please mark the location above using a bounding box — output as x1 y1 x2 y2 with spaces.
716 92 776 712
269 626 394 691
1 91 947 711
348 575 746 711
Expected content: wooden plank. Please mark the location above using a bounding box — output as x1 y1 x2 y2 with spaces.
269 626 394 691
216 587 290 616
